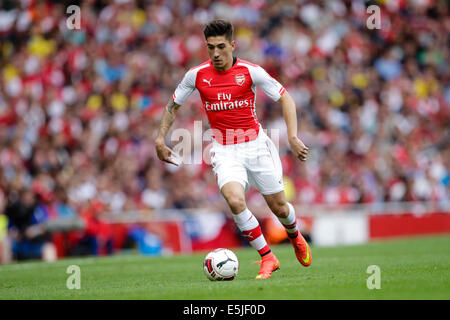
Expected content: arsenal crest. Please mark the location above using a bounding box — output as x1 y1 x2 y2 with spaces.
235 74 245 86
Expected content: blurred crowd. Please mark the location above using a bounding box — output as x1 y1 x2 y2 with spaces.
0 0 449 260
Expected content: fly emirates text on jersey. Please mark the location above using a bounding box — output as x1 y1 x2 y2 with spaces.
205 93 253 111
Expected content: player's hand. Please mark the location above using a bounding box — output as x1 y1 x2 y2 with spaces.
288 136 309 162
155 140 180 166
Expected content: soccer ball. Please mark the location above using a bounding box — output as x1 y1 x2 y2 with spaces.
203 248 239 281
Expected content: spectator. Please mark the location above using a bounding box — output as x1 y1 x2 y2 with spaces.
4 188 57 261
0 0 448 259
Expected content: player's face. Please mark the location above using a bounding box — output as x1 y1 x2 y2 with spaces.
206 36 235 71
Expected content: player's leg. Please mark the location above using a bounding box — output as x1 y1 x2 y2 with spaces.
220 182 279 279
219 181 247 215
211 140 279 279
263 191 311 267
263 191 296 235
247 131 311 266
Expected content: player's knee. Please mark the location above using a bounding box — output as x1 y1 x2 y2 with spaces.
270 201 289 218
226 196 246 214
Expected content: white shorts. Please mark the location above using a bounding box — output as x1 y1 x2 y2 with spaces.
209 128 284 195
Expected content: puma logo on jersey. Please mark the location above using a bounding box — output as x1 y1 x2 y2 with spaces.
203 78 212 86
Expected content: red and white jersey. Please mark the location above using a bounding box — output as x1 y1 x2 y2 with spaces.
172 58 286 145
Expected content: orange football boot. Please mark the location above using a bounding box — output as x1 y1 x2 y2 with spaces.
254 252 280 279
289 233 312 266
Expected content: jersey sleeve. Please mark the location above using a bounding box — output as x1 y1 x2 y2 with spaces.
172 69 197 105
250 66 286 101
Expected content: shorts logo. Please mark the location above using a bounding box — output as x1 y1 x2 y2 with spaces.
235 74 245 86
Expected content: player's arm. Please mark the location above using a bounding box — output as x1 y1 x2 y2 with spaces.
155 68 196 166
155 99 182 166
278 91 309 162
249 65 309 162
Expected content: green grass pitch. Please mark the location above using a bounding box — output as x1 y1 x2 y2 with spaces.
0 235 449 300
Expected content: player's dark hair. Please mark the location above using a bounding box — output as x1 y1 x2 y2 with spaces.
203 19 233 42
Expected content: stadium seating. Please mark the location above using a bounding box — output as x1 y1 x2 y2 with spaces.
0 0 448 260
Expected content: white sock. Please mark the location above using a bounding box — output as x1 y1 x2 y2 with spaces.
277 203 299 237
233 208 271 256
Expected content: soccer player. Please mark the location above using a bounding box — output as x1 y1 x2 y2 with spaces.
155 19 311 279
